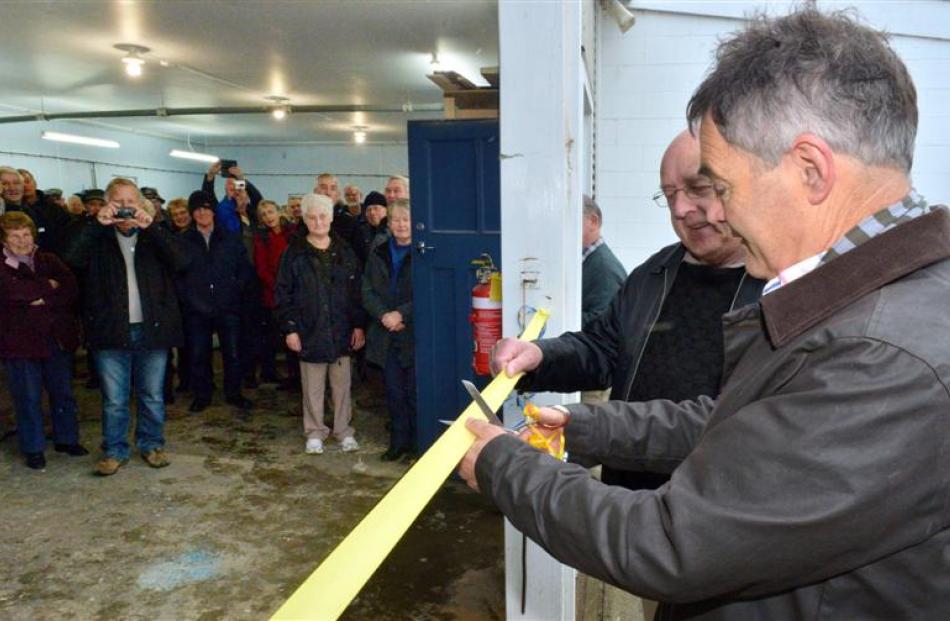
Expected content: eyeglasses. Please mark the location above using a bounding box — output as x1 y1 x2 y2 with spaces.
652 183 715 208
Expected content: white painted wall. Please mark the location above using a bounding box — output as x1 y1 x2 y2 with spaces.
596 1 950 271
0 121 408 206
217 142 408 204
0 121 201 200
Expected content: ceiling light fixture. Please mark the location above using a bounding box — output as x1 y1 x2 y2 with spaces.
115 43 150 78
266 96 291 120
169 149 220 163
353 126 368 144
41 131 120 149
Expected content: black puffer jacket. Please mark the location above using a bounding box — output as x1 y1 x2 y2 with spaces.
62 222 188 350
274 234 366 363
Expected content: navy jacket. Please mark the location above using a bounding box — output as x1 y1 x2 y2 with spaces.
362 239 413 369
178 226 253 317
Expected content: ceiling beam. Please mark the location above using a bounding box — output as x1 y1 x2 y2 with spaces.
0 103 444 125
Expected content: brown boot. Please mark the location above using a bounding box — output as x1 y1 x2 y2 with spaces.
95 456 128 476
141 449 170 469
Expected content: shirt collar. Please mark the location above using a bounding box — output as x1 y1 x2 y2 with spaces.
582 237 604 260
762 190 930 295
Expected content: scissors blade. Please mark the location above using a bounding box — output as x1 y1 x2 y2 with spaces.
461 379 503 426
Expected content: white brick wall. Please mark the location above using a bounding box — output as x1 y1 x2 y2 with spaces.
596 2 950 272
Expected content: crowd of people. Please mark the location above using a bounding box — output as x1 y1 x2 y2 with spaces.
0 163 417 473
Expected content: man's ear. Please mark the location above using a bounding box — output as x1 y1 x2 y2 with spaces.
789 134 835 205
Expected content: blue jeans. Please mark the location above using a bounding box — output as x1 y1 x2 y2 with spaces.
4 340 79 455
96 323 168 460
186 312 242 401
384 347 417 450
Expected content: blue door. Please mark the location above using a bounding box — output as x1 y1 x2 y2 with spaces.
408 119 500 451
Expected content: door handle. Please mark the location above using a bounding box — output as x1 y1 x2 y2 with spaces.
415 241 436 255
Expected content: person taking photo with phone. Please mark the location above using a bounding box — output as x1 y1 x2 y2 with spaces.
201 161 263 232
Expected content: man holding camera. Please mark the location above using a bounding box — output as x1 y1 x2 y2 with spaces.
63 178 188 476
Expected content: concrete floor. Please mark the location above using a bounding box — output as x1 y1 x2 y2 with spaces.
0 364 505 620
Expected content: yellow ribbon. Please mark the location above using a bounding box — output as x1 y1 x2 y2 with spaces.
271 309 550 620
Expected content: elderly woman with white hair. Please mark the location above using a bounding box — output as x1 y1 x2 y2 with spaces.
275 193 366 454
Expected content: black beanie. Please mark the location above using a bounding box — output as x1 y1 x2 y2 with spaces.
188 190 215 214
363 191 387 208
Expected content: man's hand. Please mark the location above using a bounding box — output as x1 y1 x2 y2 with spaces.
350 328 365 351
29 298 46 306
207 161 222 180
490 338 543 377
458 418 508 492
132 206 153 229
97 203 118 226
228 165 244 180
48 279 59 289
381 311 403 331
285 332 302 352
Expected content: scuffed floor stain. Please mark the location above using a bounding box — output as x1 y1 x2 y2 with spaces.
0 371 504 620
137 549 222 591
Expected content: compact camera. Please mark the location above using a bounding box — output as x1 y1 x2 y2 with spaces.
115 207 136 219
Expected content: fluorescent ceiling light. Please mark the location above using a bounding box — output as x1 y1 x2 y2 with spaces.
41 131 120 149
353 129 367 144
169 149 219 163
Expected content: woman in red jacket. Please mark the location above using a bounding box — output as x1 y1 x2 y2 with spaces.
0 212 87 469
253 200 297 385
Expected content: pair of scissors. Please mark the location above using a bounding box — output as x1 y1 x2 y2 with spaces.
438 379 504 427
445 380 564 460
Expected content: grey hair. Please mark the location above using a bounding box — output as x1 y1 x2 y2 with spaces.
387 198 410 218
300 193 334 219
0 166 23 182
687 8 917 172
582 195 602 224
104 177 144 203
387 175 409 190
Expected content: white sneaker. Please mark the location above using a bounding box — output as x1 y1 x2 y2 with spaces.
341 436 360 453
305 438 324 454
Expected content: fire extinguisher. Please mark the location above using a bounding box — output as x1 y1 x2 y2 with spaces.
470 254 502 376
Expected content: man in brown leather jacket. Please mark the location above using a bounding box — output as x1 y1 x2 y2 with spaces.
461 8 950 620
